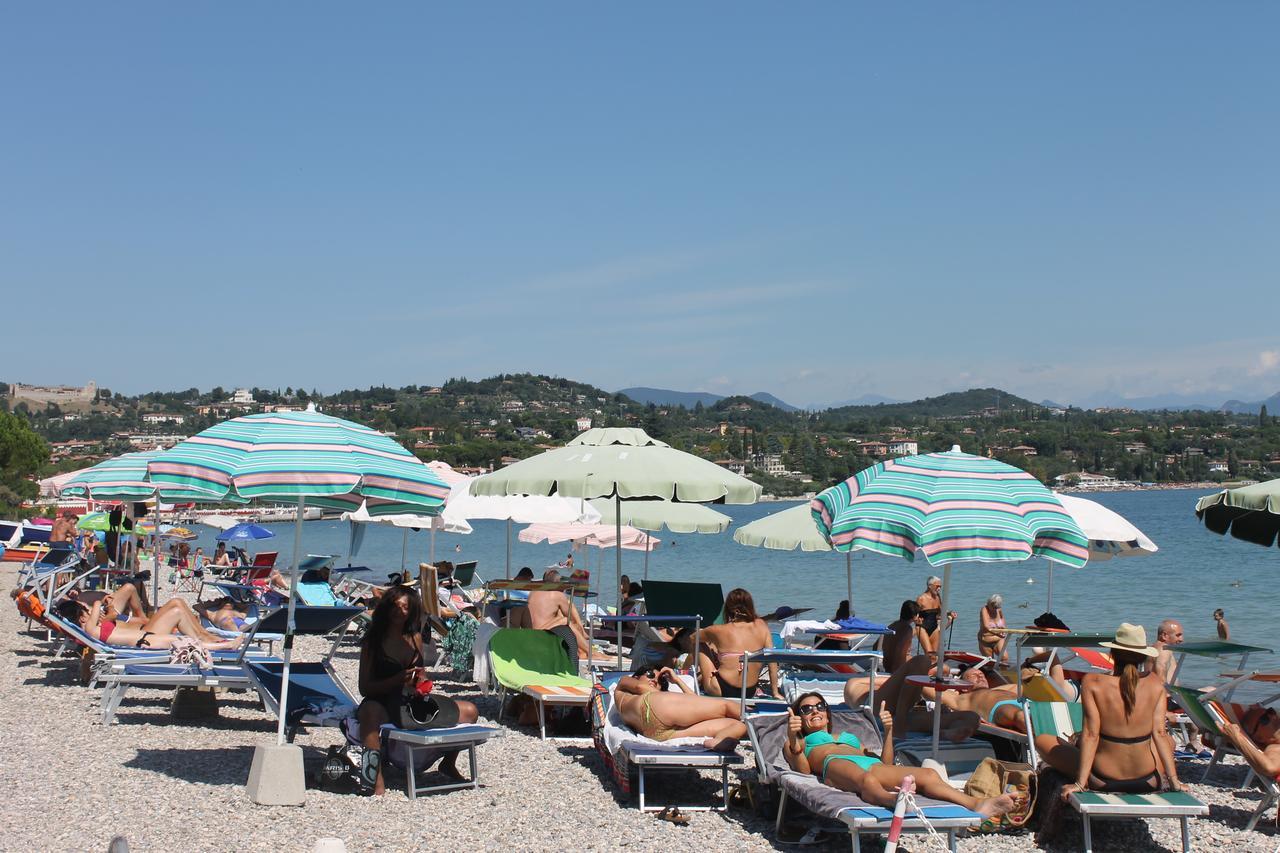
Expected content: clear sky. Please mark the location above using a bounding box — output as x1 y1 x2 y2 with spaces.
4 3 1277 409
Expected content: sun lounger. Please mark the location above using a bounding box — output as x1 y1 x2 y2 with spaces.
589 671 743 811
1023 700 1208 852
1166 641 1273 689
488 628 594 739
746 707 983 852
742 647 882 713
240 607 501 797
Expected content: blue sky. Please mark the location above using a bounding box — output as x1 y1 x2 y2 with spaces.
3 3 1277 408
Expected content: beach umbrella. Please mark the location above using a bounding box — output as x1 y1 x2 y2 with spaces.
58 450 232 601
811 446 1088 758
1045 493 1157 610
733 503 865 606
1195 478 1280 547
471 427 761 612
340 502 473 572
519 522 659 551
146 404 451 779
216 522 276 543
589 497 730 579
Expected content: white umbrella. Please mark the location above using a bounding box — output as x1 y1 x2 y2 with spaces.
340 503 474 572
1046 493 1158 609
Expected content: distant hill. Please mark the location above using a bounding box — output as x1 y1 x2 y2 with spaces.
821 388 1040 420
618 387 799 412
815 394 902 409
1222 391 1280 415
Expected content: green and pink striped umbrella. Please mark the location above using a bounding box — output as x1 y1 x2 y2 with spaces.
146 407 450 516
810 446 1088 567
57 450 227 503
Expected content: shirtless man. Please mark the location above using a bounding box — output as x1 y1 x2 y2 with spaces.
527 569 591 659
844 655 980 742
880 600 924 674
50 512 76 545
615 665 745 751
1153 619 1184 683
1152 618 1207 756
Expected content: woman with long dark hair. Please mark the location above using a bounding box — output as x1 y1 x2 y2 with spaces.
356 586 478 795
696 588 781 699
1036 623 1185 796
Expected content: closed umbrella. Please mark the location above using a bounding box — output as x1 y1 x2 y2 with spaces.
811 446 1088 759
472 428 761 612
147 404 450 803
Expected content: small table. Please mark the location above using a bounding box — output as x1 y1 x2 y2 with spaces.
905 675 975 761
383 724 503 798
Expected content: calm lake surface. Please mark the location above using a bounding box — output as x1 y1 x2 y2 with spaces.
181 487 1278 691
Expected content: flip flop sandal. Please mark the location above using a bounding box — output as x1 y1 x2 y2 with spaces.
655 806 690 826
776 825 828 845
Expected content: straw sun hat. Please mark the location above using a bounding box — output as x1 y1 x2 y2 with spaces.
1100 623 1159 658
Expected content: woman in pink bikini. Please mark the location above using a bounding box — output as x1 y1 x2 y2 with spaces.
57 598 241 650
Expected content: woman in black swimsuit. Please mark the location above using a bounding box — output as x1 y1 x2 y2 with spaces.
356 586 479 795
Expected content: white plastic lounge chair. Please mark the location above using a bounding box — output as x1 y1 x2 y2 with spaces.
746 707 983 852
590 671 743 812
1024 700 1208 852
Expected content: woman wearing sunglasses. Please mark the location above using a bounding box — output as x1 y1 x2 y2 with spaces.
1219 705 1280 780
784 692 1020 819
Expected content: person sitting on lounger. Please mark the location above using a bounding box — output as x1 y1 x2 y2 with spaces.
696 588 782 700
615 665 746 751
527 569 592 660
356 586 479 796
785 692 1019 819
1218 705 1280 776
56 598 241 650
194 597 254 633
1037 623 1185 798
71 580 152 621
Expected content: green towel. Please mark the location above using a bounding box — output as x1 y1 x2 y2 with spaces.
489 628 592 691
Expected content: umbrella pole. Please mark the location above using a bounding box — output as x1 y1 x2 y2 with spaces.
643 533 650 581
846 551 852 611
1047 562 1054 612
153 500 162 605
506 518 511 580
430 526 436 565
932 562 953 761
401 528 408 573
277 497 305 747
615 494 622 615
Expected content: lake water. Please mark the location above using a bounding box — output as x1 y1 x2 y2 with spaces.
179 487 1278 691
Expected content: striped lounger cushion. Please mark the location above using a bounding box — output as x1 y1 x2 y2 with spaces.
523 684 592 703
1070 790 1208 816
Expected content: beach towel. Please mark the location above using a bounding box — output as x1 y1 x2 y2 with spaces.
488 628 591 691
601 677 709 756
835 616 890 634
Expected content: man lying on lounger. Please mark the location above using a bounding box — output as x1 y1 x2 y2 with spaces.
1217 705 1280 776
615 665 746 752
844 654 1079 738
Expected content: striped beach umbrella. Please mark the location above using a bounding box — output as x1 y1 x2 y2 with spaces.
145 406 450 516
57 450 225 503
147 405 450 761
811 445 1088 760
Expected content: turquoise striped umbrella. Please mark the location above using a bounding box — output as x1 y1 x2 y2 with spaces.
145 407 450 516
57 450 226 503
810 445 1088 760
147 405 449 758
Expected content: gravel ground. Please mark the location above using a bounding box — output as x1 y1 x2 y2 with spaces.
5 563 1279 852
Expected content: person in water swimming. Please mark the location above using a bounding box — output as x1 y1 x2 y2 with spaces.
615 665 746 751
785 691 1020 819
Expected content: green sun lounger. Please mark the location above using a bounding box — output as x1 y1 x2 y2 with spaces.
489 628 593 739
1024 700 1208 852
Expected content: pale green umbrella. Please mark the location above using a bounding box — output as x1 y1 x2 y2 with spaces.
733 503 858 605
472 427 761 610
1196 478 1280 547
589 497 731 580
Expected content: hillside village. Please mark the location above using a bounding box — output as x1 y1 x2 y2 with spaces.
8 375 1280 499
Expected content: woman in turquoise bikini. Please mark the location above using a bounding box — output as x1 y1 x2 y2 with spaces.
784 692 1019 819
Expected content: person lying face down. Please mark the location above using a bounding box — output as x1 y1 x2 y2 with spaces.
614 665 746 752
784 692 1019 819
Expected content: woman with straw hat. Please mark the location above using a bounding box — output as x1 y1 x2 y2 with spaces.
1035 623 1186 797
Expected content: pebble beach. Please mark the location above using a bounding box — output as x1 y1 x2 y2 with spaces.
5 563 1279 853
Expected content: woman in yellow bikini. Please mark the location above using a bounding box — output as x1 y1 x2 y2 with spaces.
615 665 746 752
785 691 1020 818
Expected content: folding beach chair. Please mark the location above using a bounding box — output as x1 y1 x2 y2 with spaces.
488 628 593 739
589 671 743 812
239 605 502 798
746 707 983 852
1023 700 1208 852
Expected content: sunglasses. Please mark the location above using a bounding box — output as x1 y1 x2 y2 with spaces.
797 702 828 715
636 668 659 679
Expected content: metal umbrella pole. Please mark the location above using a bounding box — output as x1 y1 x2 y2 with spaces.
276 496 305 746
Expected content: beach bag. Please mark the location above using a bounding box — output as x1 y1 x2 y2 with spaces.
395 683 458 731
964 758 1035 832
168 635 213 670
15 589 45 621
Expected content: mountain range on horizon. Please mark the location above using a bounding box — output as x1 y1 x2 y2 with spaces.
619 384 1280 415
